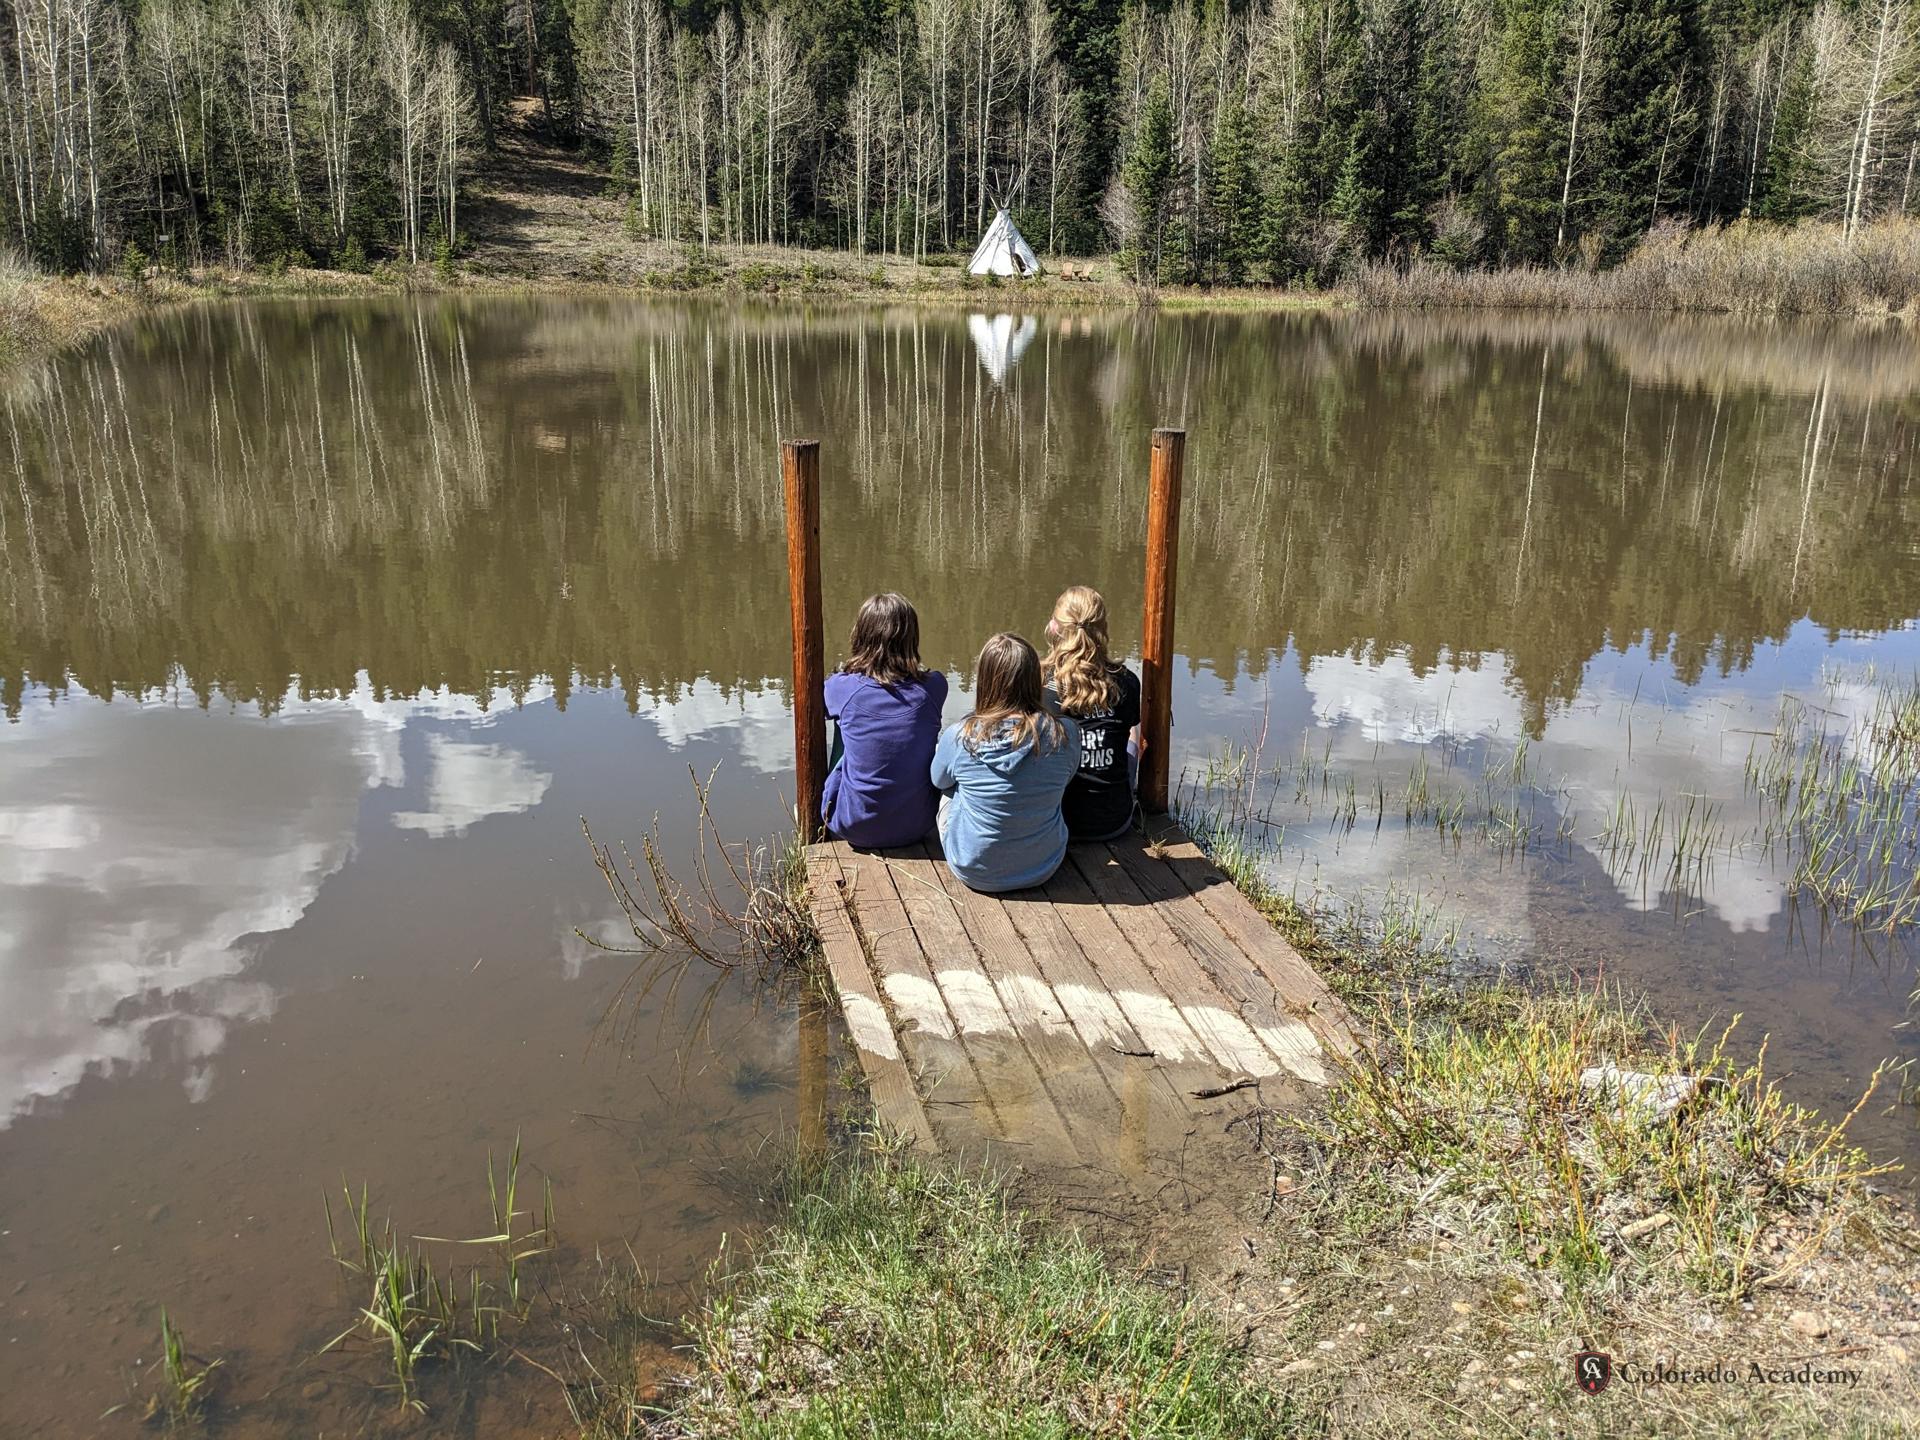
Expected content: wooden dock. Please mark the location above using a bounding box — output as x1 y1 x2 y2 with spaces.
781 428 1354 1184
805 820 1361 1161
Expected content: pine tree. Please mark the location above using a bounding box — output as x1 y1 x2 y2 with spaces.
1410 0 1474 243
1204 100 1261 283
1477 0 1564 262
1362 0 1431 250
1758 43 1819 223
1331 112 1388 256
1261 136 1314 283
1599 0 1696 249
1121 79 1174 283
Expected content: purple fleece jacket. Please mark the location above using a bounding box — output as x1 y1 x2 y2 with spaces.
823 669 948 848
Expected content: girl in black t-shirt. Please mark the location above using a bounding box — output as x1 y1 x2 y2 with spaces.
1040 586 1142 841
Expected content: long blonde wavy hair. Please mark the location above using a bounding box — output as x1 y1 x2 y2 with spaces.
1041 586 1118 717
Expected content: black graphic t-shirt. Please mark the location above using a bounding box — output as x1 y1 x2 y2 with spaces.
1045 664 1141 840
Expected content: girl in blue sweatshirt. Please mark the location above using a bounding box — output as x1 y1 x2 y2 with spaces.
824 593 948 848
930 633 1080 892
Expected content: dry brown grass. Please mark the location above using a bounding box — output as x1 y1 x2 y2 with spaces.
1357 217 1920 319
0 258 144 364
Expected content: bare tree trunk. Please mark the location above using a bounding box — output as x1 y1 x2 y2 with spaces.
77 0 102 262
1843 0 1907 238
1556 0 1601 254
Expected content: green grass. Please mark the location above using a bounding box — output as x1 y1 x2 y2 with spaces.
640 1142 1298 1439
1744 674 1920 936
320 1137 559 1412
1289 985 1894 1300
148 1308 221 1427
1176 774 1918 1437
1180 764 1896 1301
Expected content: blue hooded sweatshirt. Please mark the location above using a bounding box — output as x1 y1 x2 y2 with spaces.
929 714 1081 892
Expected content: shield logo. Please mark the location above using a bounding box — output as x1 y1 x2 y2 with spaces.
1573 1351 1612 1395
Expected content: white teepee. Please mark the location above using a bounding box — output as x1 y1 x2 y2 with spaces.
967 207 1041 277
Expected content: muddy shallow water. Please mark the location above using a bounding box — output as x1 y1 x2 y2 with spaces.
1 296 1917 1435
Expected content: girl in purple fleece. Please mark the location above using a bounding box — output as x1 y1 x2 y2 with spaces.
823 593 948 849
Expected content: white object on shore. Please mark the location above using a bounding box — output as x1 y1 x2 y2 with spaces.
1578 1064 1705 1120
967 207 1041 277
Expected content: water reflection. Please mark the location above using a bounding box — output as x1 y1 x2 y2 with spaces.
968 312 1039 384
4 300 1914 727
0 678 558 1126
0 296 1917 1436
391 736 552 838
1288 639 1817 933
0 668 822 1439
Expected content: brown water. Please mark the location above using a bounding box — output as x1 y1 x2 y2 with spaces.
2 297 1918 1436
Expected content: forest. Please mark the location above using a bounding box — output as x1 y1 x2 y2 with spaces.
1 0 1916 285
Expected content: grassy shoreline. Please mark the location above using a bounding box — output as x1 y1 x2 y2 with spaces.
0 247 1346 373
589 1139 1294 1438
9 213 1917 371
1356 217 1920 322
589 826 1920 1439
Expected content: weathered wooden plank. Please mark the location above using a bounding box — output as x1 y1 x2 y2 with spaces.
822 842 1000 1127
884 847 1078 1047
996 875 1206 1139
837 843 1082 1159
1067 845 1293 1086
879 844 1098 1159
808 816 1350 1169
903 846 1132 1144
1106 837 1328 1084
803 846 936 1149
1145 828 1365 1060
993 881 1150 1068
1039 851 1222 1078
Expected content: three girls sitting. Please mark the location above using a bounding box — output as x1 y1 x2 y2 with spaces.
822 587 1140 893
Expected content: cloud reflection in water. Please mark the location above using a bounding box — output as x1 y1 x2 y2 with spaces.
0 677 552 1126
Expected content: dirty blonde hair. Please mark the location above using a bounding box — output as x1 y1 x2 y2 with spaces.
961 633 1067 753
840 593 926 686
1041 586 1119 716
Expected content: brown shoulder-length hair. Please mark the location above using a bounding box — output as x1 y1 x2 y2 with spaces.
840 593 927 685
961 633 1068 753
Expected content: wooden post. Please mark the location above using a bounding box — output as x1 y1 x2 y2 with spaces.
783 439 826 842
1139 427 1185 814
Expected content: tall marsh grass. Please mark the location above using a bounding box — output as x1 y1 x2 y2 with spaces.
1357 217 1920 319
1180 665 1920 941
1286 985 1896 1300
579 765 820 978
321 1138 558 1413
150 1308 221 1427
1745 673 1920 935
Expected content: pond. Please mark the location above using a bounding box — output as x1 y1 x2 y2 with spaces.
1 296 1917 1435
